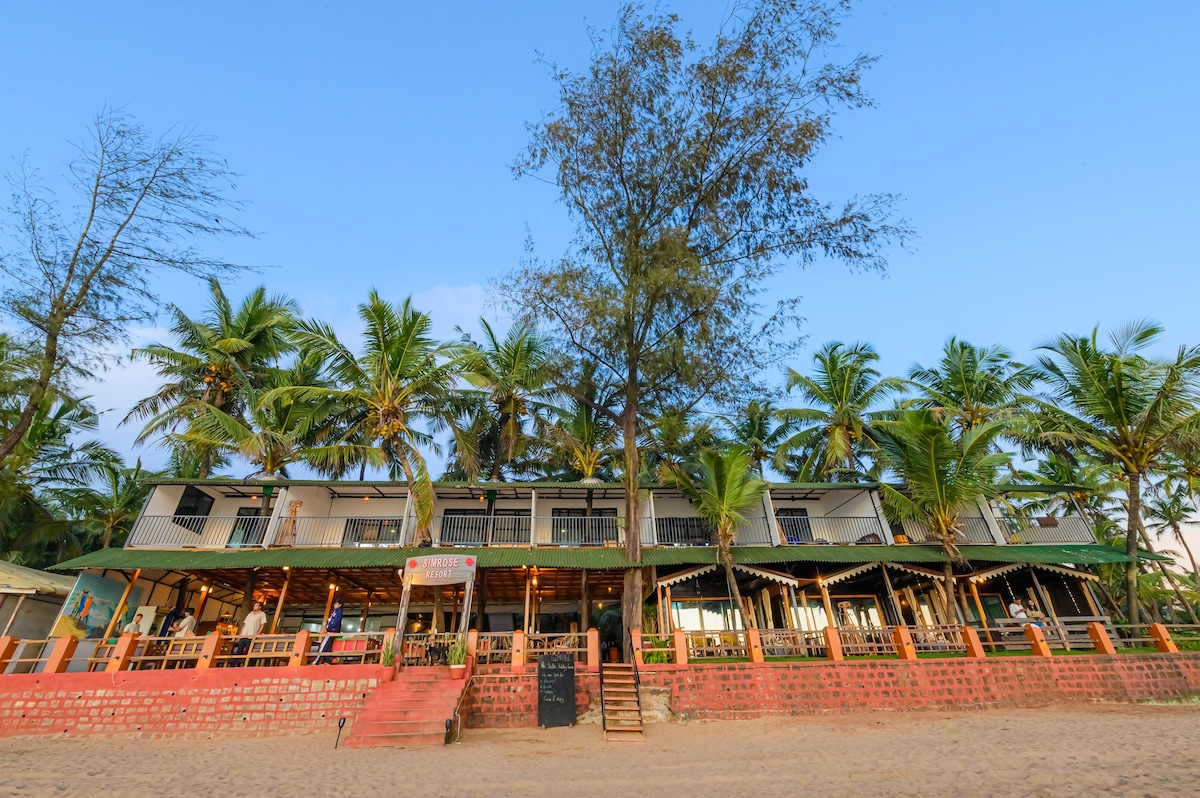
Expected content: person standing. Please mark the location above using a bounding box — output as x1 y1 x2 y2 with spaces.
123 613 145 635
169 608 197 637
233 602 268 660
313 600 343 665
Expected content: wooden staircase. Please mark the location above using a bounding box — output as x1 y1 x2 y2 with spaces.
600 662 645 741
343 666 466 748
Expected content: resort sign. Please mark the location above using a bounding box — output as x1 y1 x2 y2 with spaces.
403 554 477 586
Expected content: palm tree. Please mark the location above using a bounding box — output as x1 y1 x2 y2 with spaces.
57 460 157 549
125 279 298 476
459 320 555 478
1147 487 1200 590
722 401 794 476
1023 321 1200 624
640 407 725 483
264 293 462 543
662 447 768 630
872 410 1012 620
775 342 905 481
907 338 1035 434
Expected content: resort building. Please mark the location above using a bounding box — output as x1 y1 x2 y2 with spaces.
50 478 1126 663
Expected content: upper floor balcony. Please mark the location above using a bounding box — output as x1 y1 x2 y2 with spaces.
123 480 1097 551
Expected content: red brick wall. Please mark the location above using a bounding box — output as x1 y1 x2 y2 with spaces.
0 665 391 739
461 654 1200 727
461 665 598 729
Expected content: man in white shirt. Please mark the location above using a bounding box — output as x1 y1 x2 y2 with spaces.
170 608 197 637
1008 597 1028 618
233 602 268 658
122 613 144 635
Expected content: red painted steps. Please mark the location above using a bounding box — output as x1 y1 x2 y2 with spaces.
343 666 467 748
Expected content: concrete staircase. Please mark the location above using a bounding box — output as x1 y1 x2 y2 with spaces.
344 666 466 748
601 662 645 741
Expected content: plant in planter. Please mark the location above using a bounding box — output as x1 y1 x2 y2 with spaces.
381 639 395 668
447 635 469 678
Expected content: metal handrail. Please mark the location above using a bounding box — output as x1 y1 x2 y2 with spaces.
777 516 888 545
272 516 407 548
999 515 1096 544
126 515 270 548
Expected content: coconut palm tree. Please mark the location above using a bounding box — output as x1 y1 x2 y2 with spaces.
1147 487 1200 590
125 279 299 476
721 400 794 476
872 410 1012 621
907 338 1035 435
1023 321 1200 624
263 293 463 544
661 447 768 630
640 407 725 483
775 342 905 481
56 460 157 550
459 320 555 478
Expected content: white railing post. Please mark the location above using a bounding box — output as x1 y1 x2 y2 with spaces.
530 489 538 547
978 500 1008 545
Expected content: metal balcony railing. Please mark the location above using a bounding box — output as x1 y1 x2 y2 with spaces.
126 515 270 549
435 515 532 546
902 517 995 544
271 516 408 547
776 516 889 545
532 516 621 546
998 515 1095 544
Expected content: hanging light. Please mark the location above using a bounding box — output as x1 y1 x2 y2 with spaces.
282 566 289 572
250 495 258 502
363 496 370 503
329 583 337 590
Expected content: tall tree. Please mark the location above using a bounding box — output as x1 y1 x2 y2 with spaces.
872 410 1011 620
501 1 908 638
264 293 462 543
662 447 767 630
0 110 251 465
775 341 904 480
1023 321 1200 624
57 460 156 550
125 279 298 476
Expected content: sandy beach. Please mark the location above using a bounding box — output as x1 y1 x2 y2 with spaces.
1 705 1197 797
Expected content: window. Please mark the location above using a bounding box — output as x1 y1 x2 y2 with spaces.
172 486 214 534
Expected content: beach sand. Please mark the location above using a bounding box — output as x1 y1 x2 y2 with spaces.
1 705 1196 797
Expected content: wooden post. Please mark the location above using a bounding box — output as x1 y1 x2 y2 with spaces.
880 565 904 626
630 627 644 666
512 629 526 672
672 627 688 665
45 635 79 673
102 569 142 641
361 596 373 630
270 568 291 633
196 632 223 670
466 628 479 658
459 578 475 635
968 581 995 646
818 581 835 629
823 625 844 662
1087 621 1116 655
323 583 336 627
892 625 917 660
1024 623 1052 657
747 627 764 662
432 587 443 634
394 578 413 659
587 627 600 672
655 583 665 634
522 569 533 634
104 632 141 672
1080 577 1103 616
1 594 27 637
663 585 673 633
0 635 19 671
580 570 589 632
960 625 986 658
195 584 210 620
1149 622 1179 653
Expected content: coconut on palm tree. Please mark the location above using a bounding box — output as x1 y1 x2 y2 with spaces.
776 342 904 481
1022 321 1200 624
907 338 1035 435
722 400 794 477
872 410 1012 621
263 293 463 544
661 447 768 630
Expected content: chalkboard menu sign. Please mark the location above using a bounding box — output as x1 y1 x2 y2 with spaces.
537 652 576 728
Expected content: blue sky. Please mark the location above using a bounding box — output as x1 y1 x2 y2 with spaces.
2 1 1198 466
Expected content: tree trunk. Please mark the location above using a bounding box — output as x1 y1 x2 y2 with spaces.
1125 470 1142 625
721 530 753 630
942 560 964 624
1176 523 1200 588
0 320 60 464
620 385 642 659
240 569 257 620
1138 525 1200 625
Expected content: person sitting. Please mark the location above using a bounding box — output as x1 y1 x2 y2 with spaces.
1008 597 1028 618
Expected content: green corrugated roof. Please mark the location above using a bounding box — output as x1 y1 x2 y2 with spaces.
54 542 1149 572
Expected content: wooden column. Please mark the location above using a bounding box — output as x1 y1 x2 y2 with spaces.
194 584 210 619
102 566 140 643
432 588 443 634
322 583 336 626
270 568 291 634
459 577 475 635
522 569 533 634
477 569 488 633
1028 566 1066 648
969 580 994 645
818 581 835 629
880 565 904 627
663 586 673 633
1080 577 1102 616
1 594 26 637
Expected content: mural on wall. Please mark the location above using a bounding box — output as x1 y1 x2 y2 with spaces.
51 573 146 640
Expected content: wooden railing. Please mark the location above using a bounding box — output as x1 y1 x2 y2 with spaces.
909 625 967 654
526 632 588 661
685 630 749 659
758 628 826 658
0 639 55 674
837 625 897 656
474 632 514 664
400 632 460 666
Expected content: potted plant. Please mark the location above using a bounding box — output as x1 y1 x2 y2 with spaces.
447 635 468 679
